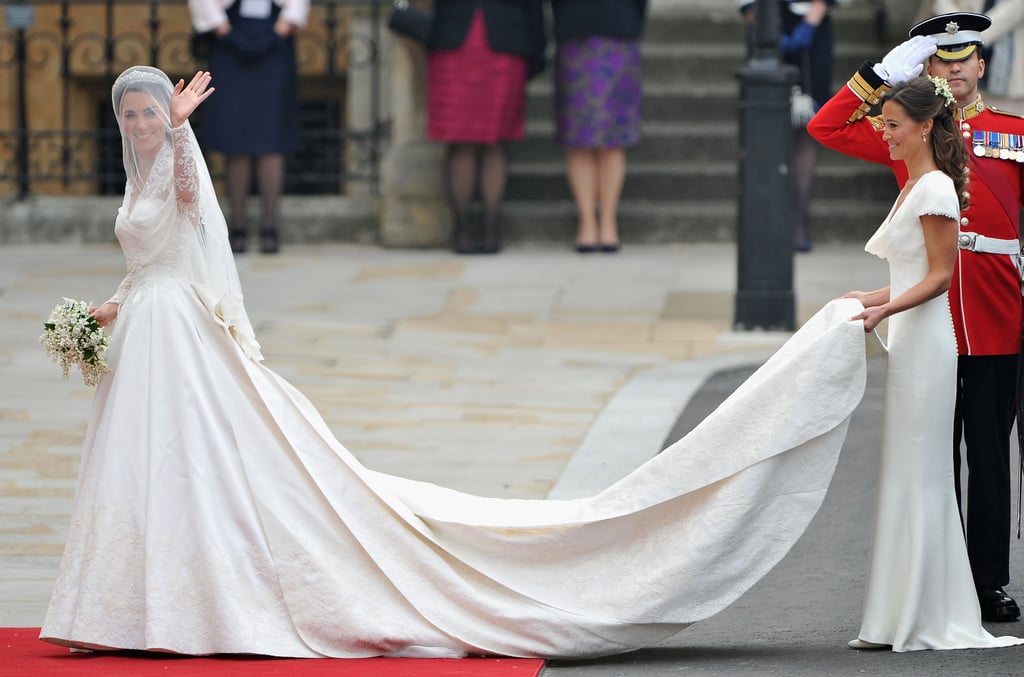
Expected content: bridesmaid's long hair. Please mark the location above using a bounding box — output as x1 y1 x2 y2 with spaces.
882 76 971 210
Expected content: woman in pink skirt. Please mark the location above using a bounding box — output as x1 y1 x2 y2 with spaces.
427 0 546 254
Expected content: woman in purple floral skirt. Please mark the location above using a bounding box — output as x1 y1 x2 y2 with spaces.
550 0 647 252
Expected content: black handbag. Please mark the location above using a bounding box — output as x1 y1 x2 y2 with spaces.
388 0 433 45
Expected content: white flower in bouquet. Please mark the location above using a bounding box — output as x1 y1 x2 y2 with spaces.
40 298 112 387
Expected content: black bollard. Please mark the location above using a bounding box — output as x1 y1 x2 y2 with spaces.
734 0 797 332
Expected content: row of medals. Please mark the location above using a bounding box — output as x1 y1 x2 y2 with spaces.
970 127 1024 161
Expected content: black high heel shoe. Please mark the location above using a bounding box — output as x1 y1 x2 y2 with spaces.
259 228 280 254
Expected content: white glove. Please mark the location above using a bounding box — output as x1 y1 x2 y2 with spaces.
872 35 938 84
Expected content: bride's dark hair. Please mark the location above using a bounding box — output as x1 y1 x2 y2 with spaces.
881 76 970 210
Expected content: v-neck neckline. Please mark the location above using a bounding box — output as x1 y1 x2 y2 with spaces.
888 170 938 223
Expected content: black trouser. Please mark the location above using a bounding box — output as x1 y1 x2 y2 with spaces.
953 353 1020 590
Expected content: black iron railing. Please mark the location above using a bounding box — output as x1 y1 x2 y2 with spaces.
0 0 388 198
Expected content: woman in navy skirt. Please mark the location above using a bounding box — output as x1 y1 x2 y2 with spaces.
189 0 309 254
427 0 546 254
550 0 647 253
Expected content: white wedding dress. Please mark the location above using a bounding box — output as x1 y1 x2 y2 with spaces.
38 191 872 657
854 170 1022 651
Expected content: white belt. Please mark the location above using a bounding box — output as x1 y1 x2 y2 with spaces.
957 232 1021 255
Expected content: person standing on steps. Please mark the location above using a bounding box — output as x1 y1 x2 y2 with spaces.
808 11 1024 624
740 0 837 252
188 0 309 255
425 0 546 255
548 0 648 254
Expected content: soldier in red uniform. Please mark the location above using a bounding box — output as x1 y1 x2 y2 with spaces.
808 11 1024 623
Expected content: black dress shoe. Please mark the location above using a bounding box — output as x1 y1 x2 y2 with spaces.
978 587 1021 622
452 219 475 254
229 229 247 254
478 216 501 254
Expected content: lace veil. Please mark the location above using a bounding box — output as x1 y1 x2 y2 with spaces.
111 66 262 360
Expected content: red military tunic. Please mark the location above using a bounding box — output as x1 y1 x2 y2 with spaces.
808 64 1023 356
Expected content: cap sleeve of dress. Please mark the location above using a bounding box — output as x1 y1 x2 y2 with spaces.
915 171 960 222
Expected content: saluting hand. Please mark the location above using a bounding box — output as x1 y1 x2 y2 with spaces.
874 35 938 85
170 71 215 128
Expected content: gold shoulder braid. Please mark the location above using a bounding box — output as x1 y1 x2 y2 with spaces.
989 106 1024 120
846 68 889 124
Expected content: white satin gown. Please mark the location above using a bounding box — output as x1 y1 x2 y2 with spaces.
41 192 871 658
854 170 1022 651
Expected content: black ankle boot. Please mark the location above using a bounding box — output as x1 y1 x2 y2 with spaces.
452 217 475 254
478 215 501 254
230 231 247 254
259 228 279 254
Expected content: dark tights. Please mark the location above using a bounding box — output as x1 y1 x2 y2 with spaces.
447 143 507 226
791 129 818 249
225 153 284 233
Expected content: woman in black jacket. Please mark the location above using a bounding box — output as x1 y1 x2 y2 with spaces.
549 0 647 253
427 0 546 254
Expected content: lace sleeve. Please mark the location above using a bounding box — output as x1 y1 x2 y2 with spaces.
171 124 201 207
105 267 134 306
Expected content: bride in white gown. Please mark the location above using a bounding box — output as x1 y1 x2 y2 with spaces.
841 76 1021 652
34 67 1001 659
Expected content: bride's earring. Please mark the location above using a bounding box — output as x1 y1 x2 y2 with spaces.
922 131 928 143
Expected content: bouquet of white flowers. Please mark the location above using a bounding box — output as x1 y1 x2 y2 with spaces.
40 298 112 387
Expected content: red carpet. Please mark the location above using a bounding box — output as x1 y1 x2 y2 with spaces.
2 629 546 676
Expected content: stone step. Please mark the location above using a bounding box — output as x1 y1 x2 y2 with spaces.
504 161 896 202
642 5 750 45
609 43 874 86
0 195 380 245
512 121 737 164
497 197 892 244
511 120 895 168
528 43 884 125
1 194 893 246
641 2 883 46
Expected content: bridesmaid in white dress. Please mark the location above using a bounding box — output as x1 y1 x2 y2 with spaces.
842 76 1022 651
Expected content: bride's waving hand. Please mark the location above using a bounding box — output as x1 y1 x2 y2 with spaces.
169 70 214 128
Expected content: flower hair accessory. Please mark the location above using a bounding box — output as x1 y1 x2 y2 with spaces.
928 75 956 108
